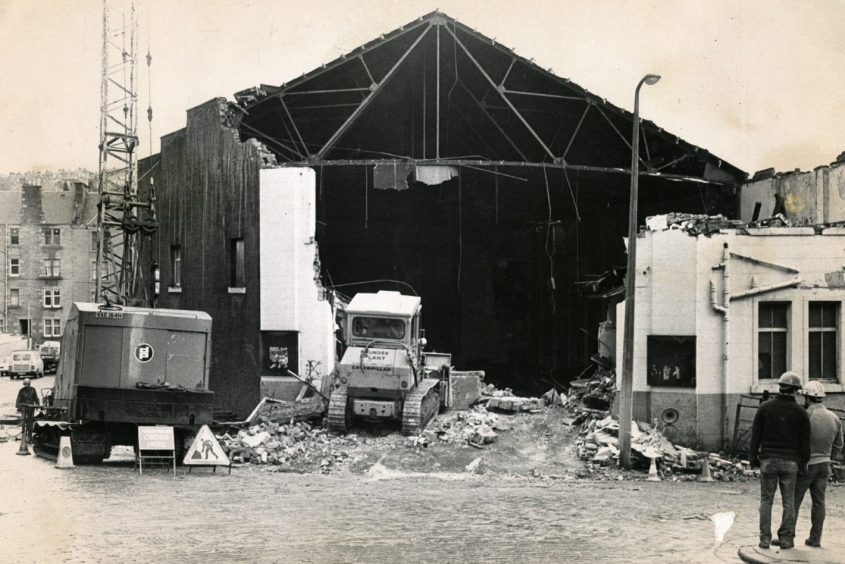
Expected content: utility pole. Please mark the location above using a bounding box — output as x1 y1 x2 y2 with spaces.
618 73 661 470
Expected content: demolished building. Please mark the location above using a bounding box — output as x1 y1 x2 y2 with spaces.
140 11 745 417
617 212 845 451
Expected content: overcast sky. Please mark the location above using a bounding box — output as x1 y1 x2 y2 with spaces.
1 0 843 175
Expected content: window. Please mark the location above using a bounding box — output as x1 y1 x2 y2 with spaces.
43 227 61 246
90 230 98 252
10 289 20 307
43 289 61 308
43 318 62 337
10 258 20 277
758 302 789 380
352 316 407 340
809 302 838 380
91 260 97 281
10 227 20 245
170 245 182 288
42 258 61 277
647 335 697 388
230 238 245 288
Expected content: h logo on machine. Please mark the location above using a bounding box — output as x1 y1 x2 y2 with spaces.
135 343 154 363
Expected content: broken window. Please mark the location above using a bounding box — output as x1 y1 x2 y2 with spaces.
646 336 696 388
758 302 789 380
809 302 838 381
230 238 245 288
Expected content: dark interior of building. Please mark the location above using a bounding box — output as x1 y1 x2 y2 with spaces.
232 11 746 393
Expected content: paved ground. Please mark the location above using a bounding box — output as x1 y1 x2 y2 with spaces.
2 434 845 563
2 374 845 563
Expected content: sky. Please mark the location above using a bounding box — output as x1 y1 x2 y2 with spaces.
1 0 844 175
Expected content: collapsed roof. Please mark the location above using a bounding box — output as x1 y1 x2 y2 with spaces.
234 11 745 186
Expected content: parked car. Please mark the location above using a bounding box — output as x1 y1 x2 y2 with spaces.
0 356 9 377
9 350 44 380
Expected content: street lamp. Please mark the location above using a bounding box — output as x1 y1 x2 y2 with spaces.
619 73 661 470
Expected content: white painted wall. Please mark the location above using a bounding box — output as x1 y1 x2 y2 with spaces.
259 167 335 384
618 225 845 395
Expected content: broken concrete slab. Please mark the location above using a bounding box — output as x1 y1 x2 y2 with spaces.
449 370 484 410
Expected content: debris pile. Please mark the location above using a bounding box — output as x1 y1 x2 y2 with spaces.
575 414 756 482
646 213 746 236
217 421 372 473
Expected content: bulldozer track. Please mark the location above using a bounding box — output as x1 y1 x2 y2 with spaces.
401 378 441 435
327 386 350 434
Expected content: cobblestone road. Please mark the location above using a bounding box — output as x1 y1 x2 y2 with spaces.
2 438 845 564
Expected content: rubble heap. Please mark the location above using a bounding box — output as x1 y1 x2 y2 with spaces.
563 363 756 482
217 421 375 473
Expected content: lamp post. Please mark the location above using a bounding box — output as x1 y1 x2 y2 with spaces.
619 73 661 470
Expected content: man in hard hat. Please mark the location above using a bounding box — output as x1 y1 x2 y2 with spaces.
793 380 843 548
749 371 811 549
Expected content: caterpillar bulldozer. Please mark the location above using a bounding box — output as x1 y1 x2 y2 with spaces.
328 291 450 435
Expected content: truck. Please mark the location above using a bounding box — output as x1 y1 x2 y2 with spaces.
38 340 61 374
32 302 215 464
327 291 450 435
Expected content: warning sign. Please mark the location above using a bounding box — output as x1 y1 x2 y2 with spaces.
183 425 230 466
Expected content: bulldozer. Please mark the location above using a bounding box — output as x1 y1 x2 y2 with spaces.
328 291 450 435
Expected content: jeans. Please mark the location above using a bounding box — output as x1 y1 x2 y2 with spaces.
759 458 799 543
794 462 831 543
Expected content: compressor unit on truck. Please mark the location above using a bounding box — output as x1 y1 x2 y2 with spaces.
32 302 214 464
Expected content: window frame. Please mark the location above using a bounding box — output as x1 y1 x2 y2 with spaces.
42 258 61 278
43 227 61 246
807 301 840 382
230 237 245 289
756 300 791 382
43 318 62 338
9 257 20 277
9 288 20 307
9 226 20 246
170 245 182 288
43 288 61 309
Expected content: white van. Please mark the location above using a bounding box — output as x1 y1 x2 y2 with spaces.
9 350 44 380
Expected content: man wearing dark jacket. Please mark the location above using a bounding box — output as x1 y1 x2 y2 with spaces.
749 371 811 550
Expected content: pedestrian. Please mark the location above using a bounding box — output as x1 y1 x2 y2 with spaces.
15 378 40 445
15 378 40 412
748 371 811 550
793 380 844 548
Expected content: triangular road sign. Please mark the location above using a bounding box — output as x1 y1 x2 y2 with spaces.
183 425 230 466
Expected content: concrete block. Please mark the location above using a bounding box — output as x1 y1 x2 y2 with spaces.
450 370 484 410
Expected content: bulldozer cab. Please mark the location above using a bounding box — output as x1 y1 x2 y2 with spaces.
344 291 423 352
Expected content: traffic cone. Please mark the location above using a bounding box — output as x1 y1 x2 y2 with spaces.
646 457 660 481
699 459 714 482
16 426 30 456
55 435 74 469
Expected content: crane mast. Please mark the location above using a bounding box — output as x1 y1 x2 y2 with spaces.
95 0 157 306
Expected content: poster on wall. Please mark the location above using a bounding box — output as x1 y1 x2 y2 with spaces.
262 331 299 375
647 335 696 388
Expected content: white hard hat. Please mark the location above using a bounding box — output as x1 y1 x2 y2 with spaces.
23 378 31 386
803 380 826 398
